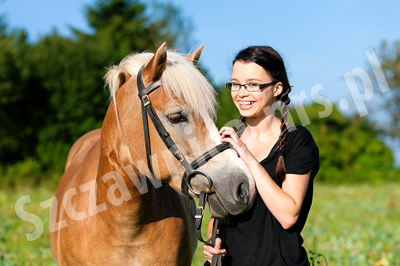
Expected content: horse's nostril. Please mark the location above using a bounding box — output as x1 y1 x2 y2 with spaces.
238 183 246 202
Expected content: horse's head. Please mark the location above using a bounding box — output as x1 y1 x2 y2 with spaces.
104 43 255 218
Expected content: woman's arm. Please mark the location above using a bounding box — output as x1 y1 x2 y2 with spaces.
220 127 311 229
207 217 214 239
247 158 311 229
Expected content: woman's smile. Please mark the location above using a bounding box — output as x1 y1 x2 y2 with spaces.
238 100 255 109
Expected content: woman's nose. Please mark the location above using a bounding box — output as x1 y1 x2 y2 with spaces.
237 86 249 96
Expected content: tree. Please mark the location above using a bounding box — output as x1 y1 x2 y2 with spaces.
0 0 194 175
291 103 396 183
77 0 193 60
31 32 107 170
0 21 39 163
378 41 400 139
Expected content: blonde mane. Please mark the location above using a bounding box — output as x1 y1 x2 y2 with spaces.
104 50 217 122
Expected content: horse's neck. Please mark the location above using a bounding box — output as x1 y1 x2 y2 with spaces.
94 86 186 237
94 98 157 224
95 149 160 236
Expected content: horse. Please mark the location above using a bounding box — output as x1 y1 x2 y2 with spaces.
49 42 255 265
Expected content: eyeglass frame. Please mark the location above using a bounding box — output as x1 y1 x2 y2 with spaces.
226 81 278 91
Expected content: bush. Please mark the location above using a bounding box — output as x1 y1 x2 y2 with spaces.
0 158 63 189
0 159 41 188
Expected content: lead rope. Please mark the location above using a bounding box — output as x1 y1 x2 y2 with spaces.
195 191 221 266
205 117 246 266
210 218 222 266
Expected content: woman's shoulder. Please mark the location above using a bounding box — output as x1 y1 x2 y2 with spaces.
286 125 318 150
285 125 320 175
287 125 314 140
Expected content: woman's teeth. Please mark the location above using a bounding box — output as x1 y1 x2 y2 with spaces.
239 101 255 106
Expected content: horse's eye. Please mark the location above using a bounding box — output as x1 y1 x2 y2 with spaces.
167 113 187 123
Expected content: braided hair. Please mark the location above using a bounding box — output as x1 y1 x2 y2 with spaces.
234 46 291 180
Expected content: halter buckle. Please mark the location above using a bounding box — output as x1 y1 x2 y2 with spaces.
142 95 151 106
195 206 204 219
173 150 184 162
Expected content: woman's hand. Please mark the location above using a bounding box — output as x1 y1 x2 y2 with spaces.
219 127 255 164
203 237 226 262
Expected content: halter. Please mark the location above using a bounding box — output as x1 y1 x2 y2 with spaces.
137 65 232 195
137 65 230 256
137 65 234 265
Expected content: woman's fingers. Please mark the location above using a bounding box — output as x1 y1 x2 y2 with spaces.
215 238 226 257
219 128 247 153
219 126 235 134
219 127 253 162
203 238 227 262
219 127 237 138
219 127 240 142
203 247 227 262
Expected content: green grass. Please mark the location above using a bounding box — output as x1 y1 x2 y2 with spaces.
0 187 55 265
303 183 400 265
1 183 399 265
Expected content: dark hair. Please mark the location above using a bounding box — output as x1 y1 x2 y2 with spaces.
234 46 291 180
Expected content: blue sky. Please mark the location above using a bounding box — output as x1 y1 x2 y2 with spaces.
1 0 400 161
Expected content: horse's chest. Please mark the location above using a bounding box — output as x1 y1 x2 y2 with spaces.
60 200 195 265
72 218 192 265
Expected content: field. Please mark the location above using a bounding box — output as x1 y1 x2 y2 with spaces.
1 183 399 265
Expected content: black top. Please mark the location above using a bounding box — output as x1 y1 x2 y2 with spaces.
219 126 319 266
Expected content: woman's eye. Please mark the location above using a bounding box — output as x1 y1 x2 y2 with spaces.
167 113 187 123
248 83 259 87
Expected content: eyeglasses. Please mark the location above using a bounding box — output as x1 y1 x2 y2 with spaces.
226 81 277 92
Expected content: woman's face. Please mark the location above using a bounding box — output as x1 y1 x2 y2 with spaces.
230 61 282 119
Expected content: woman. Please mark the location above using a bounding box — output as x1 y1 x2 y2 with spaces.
203 46 319 265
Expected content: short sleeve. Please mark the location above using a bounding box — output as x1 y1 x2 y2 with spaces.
285 126 319 177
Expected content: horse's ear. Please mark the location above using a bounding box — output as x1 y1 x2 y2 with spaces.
142 42 167 85
186 45 204 65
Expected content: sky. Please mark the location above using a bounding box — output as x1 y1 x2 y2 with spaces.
1 0 400 161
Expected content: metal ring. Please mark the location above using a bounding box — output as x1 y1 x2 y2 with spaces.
186 170 213 196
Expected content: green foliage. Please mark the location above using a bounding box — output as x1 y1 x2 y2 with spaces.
31 33 108 171
0 15 6 36
81 0 193 58
0 159 41 187
0 0 193 180
290 103 397 183
0 24 39 163
379 40 400 139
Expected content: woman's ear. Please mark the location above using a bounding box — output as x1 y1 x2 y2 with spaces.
274 82 283 98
